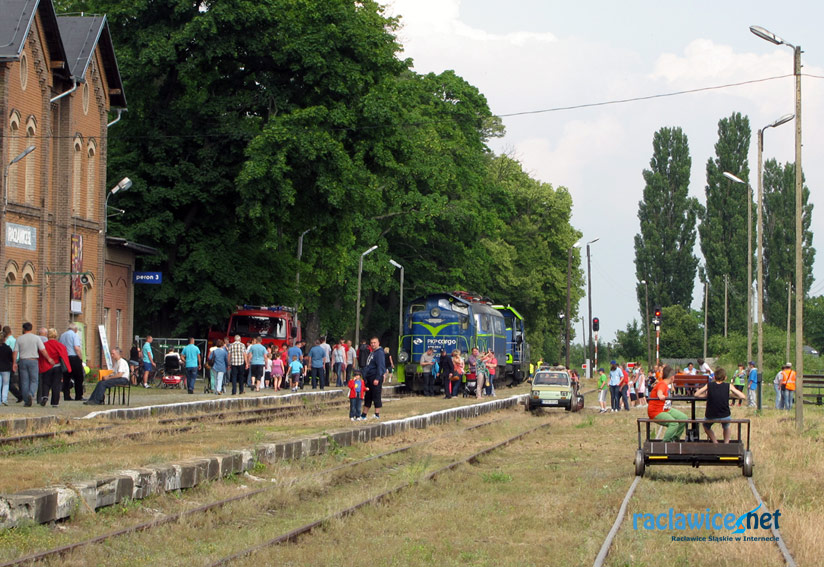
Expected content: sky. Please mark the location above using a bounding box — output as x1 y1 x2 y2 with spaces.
381 0 824 345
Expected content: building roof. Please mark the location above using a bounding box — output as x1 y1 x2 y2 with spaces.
57 15 126 107
0 0 67 69
106 236 159 256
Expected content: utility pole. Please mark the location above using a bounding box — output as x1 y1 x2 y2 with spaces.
724 275 729 338
642 280 651 370
703 281 709 360
586 239 599 378
786 283 792 362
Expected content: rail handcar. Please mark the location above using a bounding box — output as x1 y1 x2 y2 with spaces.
397 292 507 393
492 304 529 385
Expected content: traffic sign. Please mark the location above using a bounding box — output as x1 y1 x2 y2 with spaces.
134 272 162 284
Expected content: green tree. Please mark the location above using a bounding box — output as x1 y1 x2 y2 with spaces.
659 305 702 358
635 127 703 316
762 159 815 326
615 319 646 362
698 112 752 337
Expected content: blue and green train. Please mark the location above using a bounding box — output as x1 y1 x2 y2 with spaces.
492 304 529 385
396 292 526 393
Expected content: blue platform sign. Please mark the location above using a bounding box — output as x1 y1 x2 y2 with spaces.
134 272 162 284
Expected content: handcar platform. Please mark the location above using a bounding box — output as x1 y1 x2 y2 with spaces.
635 417 752 477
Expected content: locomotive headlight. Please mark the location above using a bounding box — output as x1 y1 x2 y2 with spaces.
430 307 441 318
398 350 409 363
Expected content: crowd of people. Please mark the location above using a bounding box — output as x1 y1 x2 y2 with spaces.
418 346 498 399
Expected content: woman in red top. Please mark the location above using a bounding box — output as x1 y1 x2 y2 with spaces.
40 328 71 407
647 365 688 442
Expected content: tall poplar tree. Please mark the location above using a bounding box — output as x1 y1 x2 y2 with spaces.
762 159 815 326
699 112 752 336
634 127 702 315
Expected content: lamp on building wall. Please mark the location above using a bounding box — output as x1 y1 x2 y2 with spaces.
104 177 132 234
3 145 36 215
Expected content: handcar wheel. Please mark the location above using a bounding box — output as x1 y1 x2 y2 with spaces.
742 450 754 477
635 449 646 477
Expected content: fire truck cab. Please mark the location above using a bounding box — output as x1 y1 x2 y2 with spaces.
207 305 300 350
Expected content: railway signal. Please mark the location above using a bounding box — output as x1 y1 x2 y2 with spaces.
592 317 600 332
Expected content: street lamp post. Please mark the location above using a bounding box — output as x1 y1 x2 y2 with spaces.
641 280 651 368
104 177 132 234
355 245 378 348
751 25 804 429
586 238 599 378
294 226 316 328
722 171 753 368
565 240 582 369
389 259 404 352
757 113 794 410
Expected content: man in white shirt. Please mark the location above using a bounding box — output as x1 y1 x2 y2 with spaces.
84 347 130 405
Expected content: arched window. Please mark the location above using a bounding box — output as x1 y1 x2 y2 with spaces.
19 52 28 91
20 263 35 325
4 262 18 331
72 136 83 215
7 112 20 203
82 82 89 115
24 117 36 205
86 140 96 219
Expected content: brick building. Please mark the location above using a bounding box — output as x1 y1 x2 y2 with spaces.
1 0 150 366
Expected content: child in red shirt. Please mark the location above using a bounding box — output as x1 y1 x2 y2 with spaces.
348 370 364 421
648 365 688 442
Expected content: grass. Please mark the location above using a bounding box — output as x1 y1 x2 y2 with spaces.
1 385 821 567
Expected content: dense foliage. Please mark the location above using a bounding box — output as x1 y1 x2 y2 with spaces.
698 112 752 336
59 0 582 359
634 127 703 315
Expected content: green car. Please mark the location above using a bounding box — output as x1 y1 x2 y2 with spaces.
526 367 581 412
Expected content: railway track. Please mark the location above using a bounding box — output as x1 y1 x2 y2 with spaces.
0 417 509 566
593 474 797 567
0 399 350 455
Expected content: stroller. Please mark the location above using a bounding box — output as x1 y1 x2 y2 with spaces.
463 372 478 397
161 353 184 389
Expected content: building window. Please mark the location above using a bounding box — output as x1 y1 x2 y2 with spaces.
72 137 82 215
19 53 28 91
21 273 33 325
4 269 17 330
82 82 89 115
8 114 20 202
86 142 96 219
24 119 36 205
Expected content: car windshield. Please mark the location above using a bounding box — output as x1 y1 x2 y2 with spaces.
533 372 569 386
229 316 286 339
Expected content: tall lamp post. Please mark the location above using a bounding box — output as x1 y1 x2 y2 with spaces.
104 177 132 234
294 226 316 328
389 259 404 351
585 238 599 378
751 25 804 428
355 245 378 348
721 171 753 369
641 279 651 369
757 113 794 409
565 240 582 369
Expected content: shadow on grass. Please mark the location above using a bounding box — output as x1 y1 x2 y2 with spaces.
644 469 743 484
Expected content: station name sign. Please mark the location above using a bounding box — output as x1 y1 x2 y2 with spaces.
5 223 36 250
134 272 162 284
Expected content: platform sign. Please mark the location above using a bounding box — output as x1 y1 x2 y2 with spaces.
134 272 162 284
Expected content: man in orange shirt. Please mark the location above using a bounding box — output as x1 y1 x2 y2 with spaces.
648 365 688 442
780 362 797 411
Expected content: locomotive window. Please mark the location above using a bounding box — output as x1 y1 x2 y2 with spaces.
475 315 484 331
451 303 469 316
495 319 504 333
460 316 469 330
438 298 452 311
504 315 514 330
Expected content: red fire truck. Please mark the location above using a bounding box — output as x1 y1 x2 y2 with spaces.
207 305 300 350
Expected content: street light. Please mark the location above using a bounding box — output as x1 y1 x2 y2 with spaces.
721 170 753 368
355 245 379 348
751 24 804 429
389 259 404 355
565 240 582 369
3 145 36 214
294 226 317 330
585 238 599 378
641 279 651 369
104 177 132 234
756 113 794 410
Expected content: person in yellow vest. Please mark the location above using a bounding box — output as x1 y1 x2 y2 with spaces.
780 362 797 410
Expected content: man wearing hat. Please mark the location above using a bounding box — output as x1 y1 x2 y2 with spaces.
747 361 758 408
779 362 797 410
773 364 787 409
